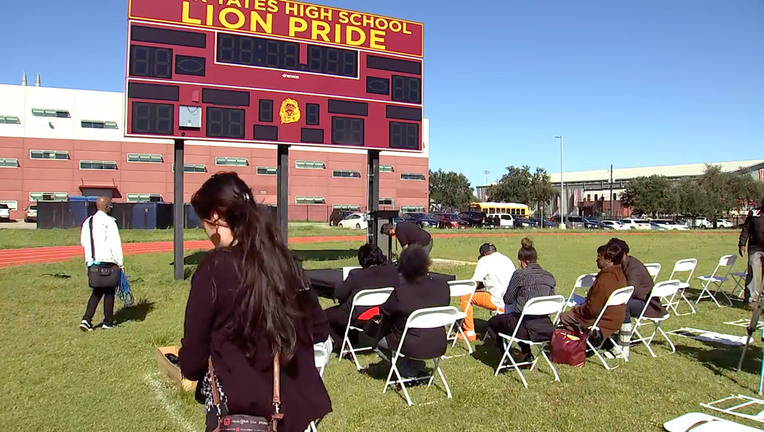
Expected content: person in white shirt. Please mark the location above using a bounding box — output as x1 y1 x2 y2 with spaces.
79 196 124 331
459 243 516 341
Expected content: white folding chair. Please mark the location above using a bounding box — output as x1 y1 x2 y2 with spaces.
731 269 749 300
382 306 460 406
495 295 566 388
342 266 361 280
664 259 698 316
339 287 394 370
587 286 635 371
644 263 661 282
696 255 737 307
309 337 333 432
564 273 597 311
445 280 478 355
632 280 682 358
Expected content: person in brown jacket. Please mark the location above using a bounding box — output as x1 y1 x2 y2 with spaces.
559 242 628 341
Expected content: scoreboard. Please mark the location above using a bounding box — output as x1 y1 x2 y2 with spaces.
125 0 424 152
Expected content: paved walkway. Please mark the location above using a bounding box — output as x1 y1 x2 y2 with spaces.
0 230 735 269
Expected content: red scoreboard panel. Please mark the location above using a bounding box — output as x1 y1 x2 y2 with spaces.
125 0 424 152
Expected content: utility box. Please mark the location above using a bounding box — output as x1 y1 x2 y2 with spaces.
368 210 399 264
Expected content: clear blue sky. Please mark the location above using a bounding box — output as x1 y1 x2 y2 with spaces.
1 0 762 188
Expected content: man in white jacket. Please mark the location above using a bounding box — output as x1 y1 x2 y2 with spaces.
79 196 124 331
460 243 516 341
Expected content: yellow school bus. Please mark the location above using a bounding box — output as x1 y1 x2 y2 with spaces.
468 202 530 216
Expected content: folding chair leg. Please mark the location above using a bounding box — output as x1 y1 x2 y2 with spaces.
457 325 474 354
382 355 397 395
434 357 452 399
634 327 657 358
506 348 529 388
539 350 560 382
681 292 697 314
609 336 629 362
715 285 734 307
588 339 612 371
696 283 722 308
494 341 512 376
657 325 676 353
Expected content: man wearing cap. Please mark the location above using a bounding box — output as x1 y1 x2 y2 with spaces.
459 243 516 341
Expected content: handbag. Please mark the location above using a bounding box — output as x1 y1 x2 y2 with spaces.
86 216 121 289
210 356 284 432
551 328 587 367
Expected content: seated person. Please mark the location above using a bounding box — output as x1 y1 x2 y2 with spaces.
459 243 516 341
381 221 433 254
487 238 555 362
559 242 628 344
607 238 668 357
378 245 450 377
324 244 400 347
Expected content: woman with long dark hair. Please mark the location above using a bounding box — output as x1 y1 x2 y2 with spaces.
179 172 331 432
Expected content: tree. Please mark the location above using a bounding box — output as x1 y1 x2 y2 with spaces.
528 167 556 218
620 175 674 216
699 164 764 224
428 169 475 211
675 177 710 219
487 165 533 204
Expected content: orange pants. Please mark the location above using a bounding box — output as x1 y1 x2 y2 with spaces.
460 292 501 335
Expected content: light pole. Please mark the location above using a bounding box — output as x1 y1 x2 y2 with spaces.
483 170 490 184
555 135 565 229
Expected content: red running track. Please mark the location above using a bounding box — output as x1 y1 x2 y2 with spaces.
0 230 736 269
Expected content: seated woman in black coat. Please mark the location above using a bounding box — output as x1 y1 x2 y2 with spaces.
378 245 450 377
324 244 400 346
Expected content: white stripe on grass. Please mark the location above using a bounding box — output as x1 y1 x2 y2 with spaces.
144 373 196 432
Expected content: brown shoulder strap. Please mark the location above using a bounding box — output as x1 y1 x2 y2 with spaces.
208 358 222 411
271 354 284 431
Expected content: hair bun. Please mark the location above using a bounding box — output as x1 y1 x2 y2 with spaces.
521 237 534 249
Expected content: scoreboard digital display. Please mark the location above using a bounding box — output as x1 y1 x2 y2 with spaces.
125 0 424 152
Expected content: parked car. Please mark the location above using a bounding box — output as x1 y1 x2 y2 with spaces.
439 213 469 229
24 204 37 223
583 218 605 229
338 213 368 229
650 219 689 231
621 218 651 230
0 203 10 222
485 213 514 229
329 209 354 226
513 216 533 228
716 219 734 229
567 216 587 229
600 220 625 230
693 218 714 229
529 217 557 228
458 211 486 227
402 212 439 228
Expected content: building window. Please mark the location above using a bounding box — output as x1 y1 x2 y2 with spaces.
295 196 325 205
379 165 394 173
31 108 70 118
81 120 118 129
259 99 274 122
295 160 325 169
30 192 68 202
379 198 394 206
0 158 19 168
0 200 18 211
80 160 117 170
30 150 69 160
256 166 278 175
0 116 20 124
401 173 425 181
126 193 163 202
401 206 425 213
215 157 248 166
332 204 361 211
127 153 163 163
173 163 207 173
332 169 361 178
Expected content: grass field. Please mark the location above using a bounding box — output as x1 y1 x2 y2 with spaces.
1 232 762 431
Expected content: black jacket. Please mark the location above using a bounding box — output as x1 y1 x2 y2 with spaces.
622 256 667 318
179 248 331 432
334 265 401 319
380 274 450 359
739 207 764 253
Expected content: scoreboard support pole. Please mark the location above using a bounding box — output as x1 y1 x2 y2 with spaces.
367 150 380 245
173 139 185 281
277 145 290 244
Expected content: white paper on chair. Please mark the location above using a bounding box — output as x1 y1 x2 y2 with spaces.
667 328 753 347
724 319 764 329
565 294 586 308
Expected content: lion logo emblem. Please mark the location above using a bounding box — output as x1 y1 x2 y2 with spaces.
279 98 300 124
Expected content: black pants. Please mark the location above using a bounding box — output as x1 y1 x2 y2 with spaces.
487 313 532 354
83 287 116 325
623 299 645 322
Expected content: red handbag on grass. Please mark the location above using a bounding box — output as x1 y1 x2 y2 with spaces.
551 328 587 367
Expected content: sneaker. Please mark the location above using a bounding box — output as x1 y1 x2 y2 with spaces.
79 320 93 332
101 323 116 329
